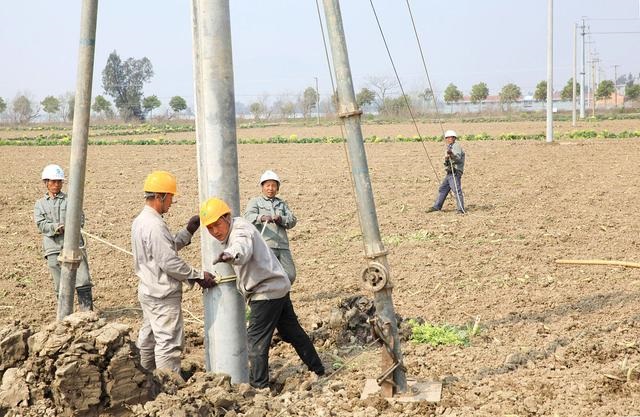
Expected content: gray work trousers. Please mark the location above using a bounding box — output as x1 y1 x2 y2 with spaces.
46 251 92 296
271 248 296 284
137 292 184 374
433 172 465 212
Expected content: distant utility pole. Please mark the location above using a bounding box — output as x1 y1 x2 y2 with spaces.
314 76 320 125
579 19 586 119
546 0 553 143
613 64 620 108
591 57 600 117
572 22 577 126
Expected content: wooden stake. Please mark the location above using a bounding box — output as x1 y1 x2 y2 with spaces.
555 259 640 269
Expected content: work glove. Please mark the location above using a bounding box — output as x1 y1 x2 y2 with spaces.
55 224 65 235
260 215 273 223
186 215 200 235
198 271 218 289
214 251 235 265
272 215 282 225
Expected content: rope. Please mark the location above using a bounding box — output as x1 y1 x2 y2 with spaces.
81 229 133 256
556 259 640 268
368 0 440 183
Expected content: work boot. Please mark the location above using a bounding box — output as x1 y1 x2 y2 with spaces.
76 286 94 312
426 207 439 213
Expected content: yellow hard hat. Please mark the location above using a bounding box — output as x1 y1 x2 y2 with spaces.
143 171 177 195
200 198 231 227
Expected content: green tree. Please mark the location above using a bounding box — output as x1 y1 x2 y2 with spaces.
301 87 318 119
560 78 580 101
169 96 187 116
12 94 39 124
248 102 265 121
469 82 489 111
0 97 6 114
142 95 161 118
534 80 547 102
499 83 522 110
101 50 154 121
625 83 640 102
41 96 60 120
92 95 114 118
356 88 376 109
381 96 410 117
443 83 463 112
596 80 615 101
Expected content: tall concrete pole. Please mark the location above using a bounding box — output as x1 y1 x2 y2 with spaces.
191 0 249 383
322 0 406 395
545 0 553 143
57 0 99 320
572 23 577 127
315 76 320 125
580 19 586 119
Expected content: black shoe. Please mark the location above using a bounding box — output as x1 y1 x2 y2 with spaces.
426 207 439 213
456 210 465 215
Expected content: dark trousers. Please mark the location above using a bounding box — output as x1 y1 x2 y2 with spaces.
433 171 465 212
248 293 324 388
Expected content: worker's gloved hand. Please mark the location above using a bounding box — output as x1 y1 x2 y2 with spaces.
55 224 65 235
272 215 282 225
186 215 200 235
199 271 218 289
446 149 453 156
260 215 273 223
214 251 235 264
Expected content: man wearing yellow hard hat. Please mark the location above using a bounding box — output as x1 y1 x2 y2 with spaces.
131 171 216 375
200 197 325 388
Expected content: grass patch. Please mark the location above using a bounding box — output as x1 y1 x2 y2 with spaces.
408 320 471 347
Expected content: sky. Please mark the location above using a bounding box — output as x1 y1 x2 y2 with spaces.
1 0 640 112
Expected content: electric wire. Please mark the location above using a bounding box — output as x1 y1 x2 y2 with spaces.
368 0 440 183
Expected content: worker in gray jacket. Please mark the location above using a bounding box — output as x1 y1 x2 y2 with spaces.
34 164 93 311
131 170 215 374
244 170 298 283
427 130 466 214
201 197 324 389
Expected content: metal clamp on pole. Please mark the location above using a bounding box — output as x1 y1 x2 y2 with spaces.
361 261 389 292
369 316 406 395
337 101 363 119
57 249 83 270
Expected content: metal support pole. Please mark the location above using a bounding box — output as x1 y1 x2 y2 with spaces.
572 23 577 126
580 19 586 119
545 0 553 143
192 0 249 383
57 0 98 321
322 0 406 395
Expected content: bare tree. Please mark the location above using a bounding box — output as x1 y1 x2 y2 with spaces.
366 76 399 112
11 93 39 124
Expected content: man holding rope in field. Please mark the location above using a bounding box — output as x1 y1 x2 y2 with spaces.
427 130 466 214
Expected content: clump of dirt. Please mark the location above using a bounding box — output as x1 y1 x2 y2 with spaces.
0 312 149 416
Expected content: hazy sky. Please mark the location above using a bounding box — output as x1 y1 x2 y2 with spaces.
2 0 639 110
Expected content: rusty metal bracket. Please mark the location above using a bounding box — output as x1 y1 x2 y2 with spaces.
363 250 388 260
338 109 363 118
361 262 388 292
369 315 406 396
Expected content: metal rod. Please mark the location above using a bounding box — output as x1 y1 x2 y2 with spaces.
572 23 577 127
192 0 249 383
322 0 406 394
57 0 99 320
545 0 553 143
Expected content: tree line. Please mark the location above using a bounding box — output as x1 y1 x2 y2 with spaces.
1 51 640 124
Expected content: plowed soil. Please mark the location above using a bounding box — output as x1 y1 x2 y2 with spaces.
2 120 640 416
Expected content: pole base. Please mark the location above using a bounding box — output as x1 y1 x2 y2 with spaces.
360 378 442 402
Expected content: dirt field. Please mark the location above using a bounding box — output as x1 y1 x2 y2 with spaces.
2 122 640 415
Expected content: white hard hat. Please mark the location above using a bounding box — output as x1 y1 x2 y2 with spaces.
444 130 458 138
41 164 65 180
259 170 280 186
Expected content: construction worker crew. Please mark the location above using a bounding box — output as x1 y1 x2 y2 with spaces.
131 170 216 375
200 197 325 388
244 170 298 283
427 130 466 214
34 164 94 311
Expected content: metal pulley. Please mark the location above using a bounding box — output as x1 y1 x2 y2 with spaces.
361 261 389 292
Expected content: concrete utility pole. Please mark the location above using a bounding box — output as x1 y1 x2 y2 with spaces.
58 0 99 320
580 19 586 119
546 0 553 143
322 0 406 396
613 64 619 108
572 23 577 126
591 57 599 117
191 0 249 383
